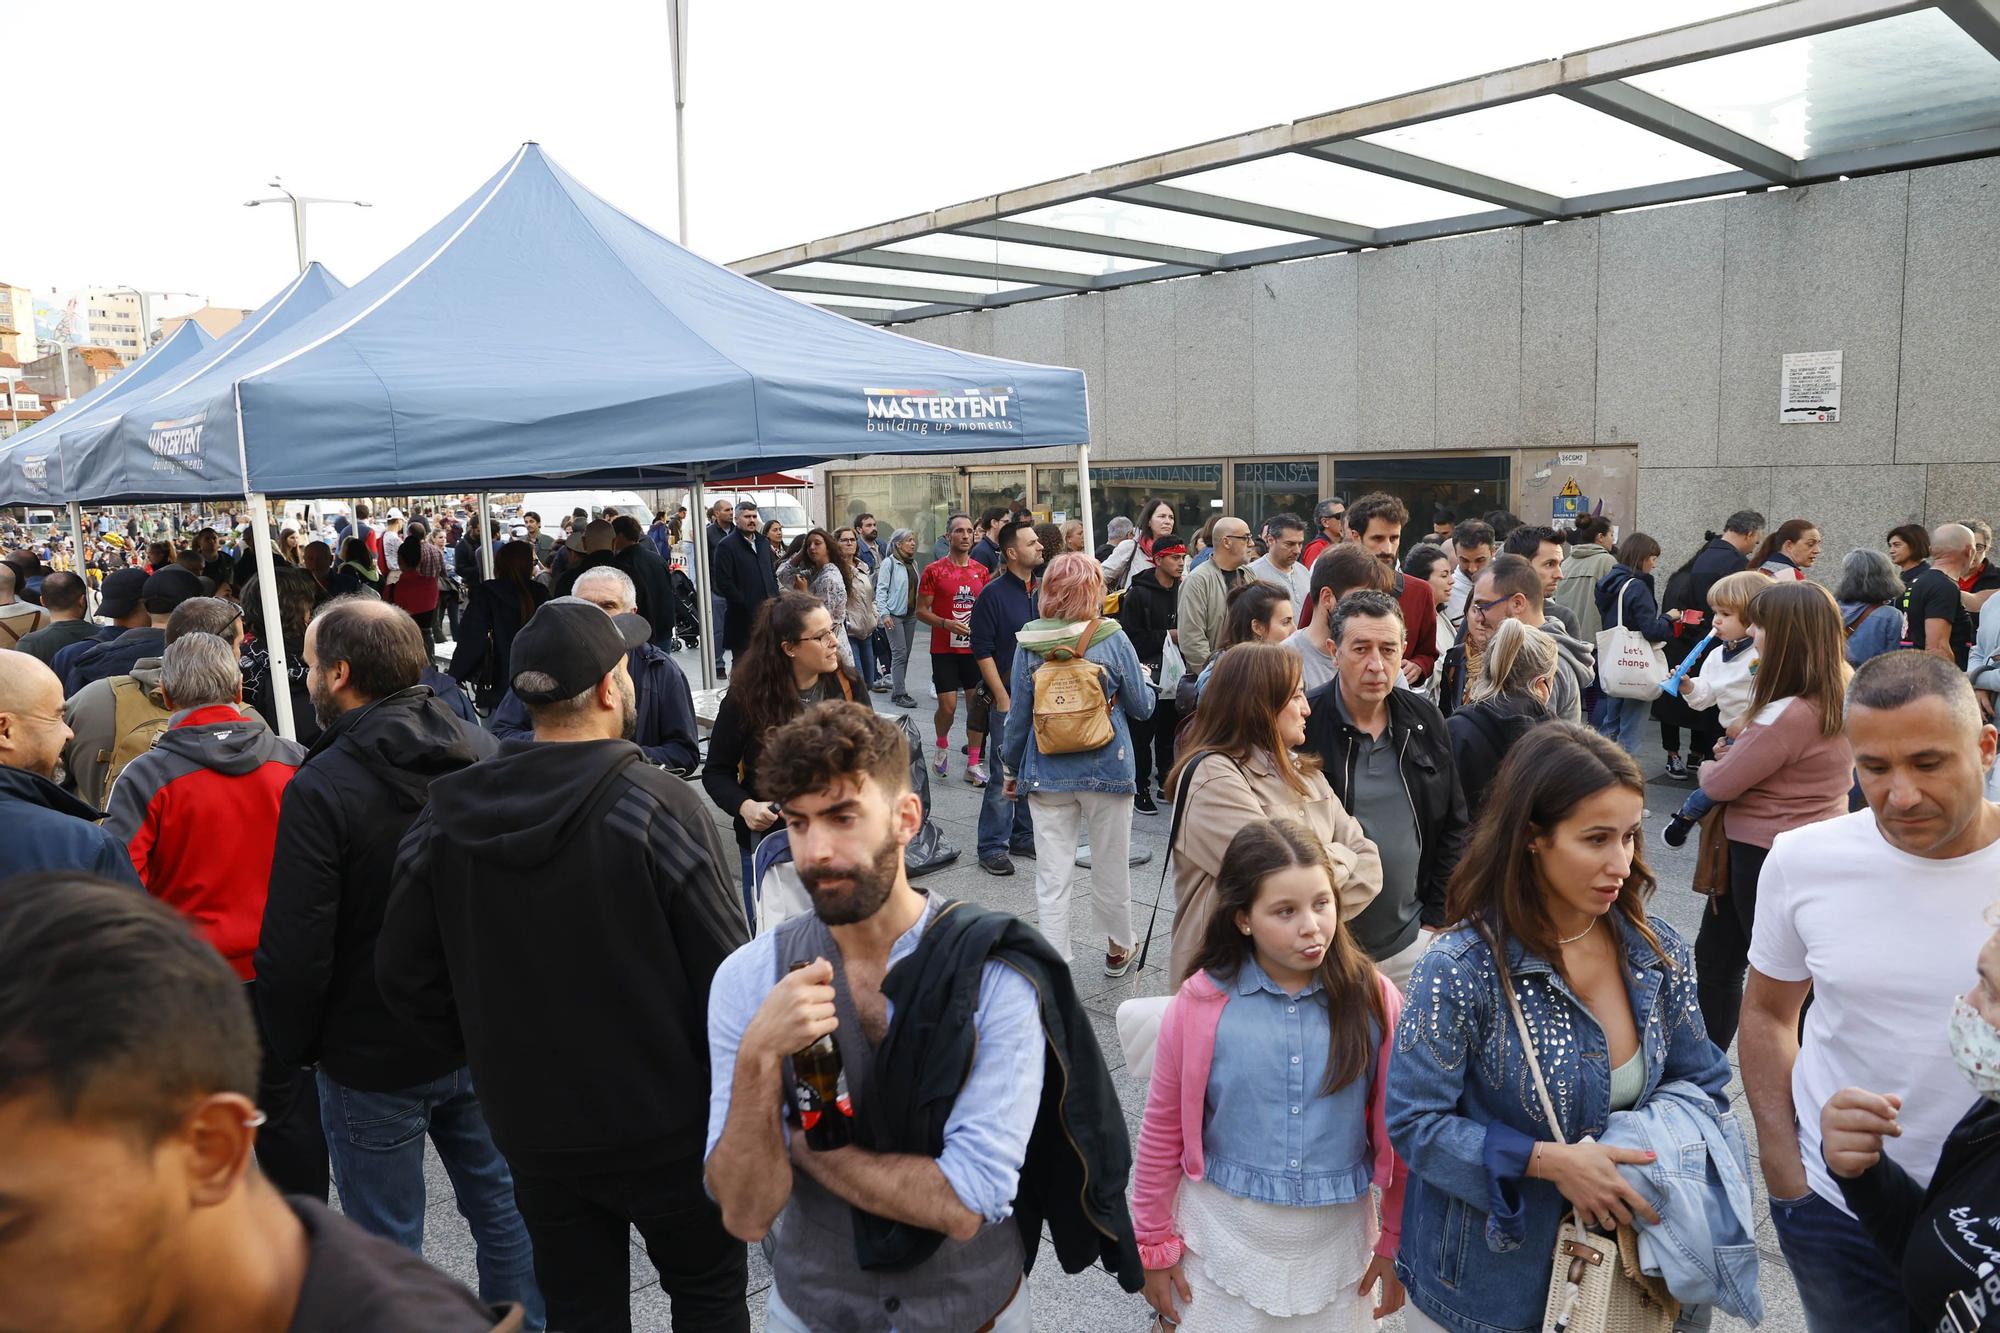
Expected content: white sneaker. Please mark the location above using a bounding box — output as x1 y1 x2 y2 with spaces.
932 753 950 780
966 761 989 787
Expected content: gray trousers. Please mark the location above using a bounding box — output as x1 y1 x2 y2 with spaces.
886 613 919 693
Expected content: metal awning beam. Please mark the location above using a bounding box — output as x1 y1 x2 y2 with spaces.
954 220 1223 269
1562 81 1798 181
1108 183 1373 244
762 273 978 307
1300 141 1563 218
1940 0 2000 60
813 303 899 323
822 249 1090 290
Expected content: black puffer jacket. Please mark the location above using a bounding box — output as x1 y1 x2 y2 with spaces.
1445 691 1553 818
255 687 497 1091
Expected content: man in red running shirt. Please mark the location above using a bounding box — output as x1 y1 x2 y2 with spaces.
916 513 990 784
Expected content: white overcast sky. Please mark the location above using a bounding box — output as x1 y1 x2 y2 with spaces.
12 0 1750 314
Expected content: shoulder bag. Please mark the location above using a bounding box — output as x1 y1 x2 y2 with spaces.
1595 580 1667 701
1492 932 1678 1333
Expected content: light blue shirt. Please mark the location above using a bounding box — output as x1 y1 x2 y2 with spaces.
704 898 1046 1224
1202 957 1374 1207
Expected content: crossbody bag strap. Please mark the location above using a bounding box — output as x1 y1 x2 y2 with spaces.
1133 750 1232 971
1486 922 1567 1145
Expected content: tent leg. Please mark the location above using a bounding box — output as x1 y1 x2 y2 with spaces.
246 492 296 742
477 492 496 582
690 471 715 690
65 502 86 578
1076 442 1095 552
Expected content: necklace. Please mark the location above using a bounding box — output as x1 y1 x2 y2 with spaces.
1557 918 1597 946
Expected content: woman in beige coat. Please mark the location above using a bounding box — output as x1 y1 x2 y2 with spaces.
1164 643 1382 985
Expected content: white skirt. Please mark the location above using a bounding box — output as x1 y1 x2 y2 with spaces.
1172 1176 1380 1333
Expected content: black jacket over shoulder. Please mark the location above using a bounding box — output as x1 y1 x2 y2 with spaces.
710 528 780 652
1305 679 1470 929
256 688 497 1091
861 899 1146 1293
1835 1095 2000 1333
380 738 747 1175
1446 691 1553 819
614 542 680 649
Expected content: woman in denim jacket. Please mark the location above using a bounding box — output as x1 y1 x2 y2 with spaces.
1000 551 1154 973
1386 722 1731 1333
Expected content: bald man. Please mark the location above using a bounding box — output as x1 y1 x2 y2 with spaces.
0 652 141 884
0 560 48 650
1906 524 1977 668
1176 515 1251 673
550 519 618 599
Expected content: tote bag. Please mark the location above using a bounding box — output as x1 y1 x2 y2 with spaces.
1595 580 1667 701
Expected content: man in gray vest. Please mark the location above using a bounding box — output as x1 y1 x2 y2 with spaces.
704 702 1045 1331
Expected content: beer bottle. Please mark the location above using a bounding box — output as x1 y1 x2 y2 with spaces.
786 961 853 1150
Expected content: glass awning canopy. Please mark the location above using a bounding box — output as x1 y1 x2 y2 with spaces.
732 0 2000 324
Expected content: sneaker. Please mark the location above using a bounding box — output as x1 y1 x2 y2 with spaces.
933 754 950 780
1662 814 1695 848
979 853 1015 876
1008 842 1037 860
892 693 919 709
1104 945 1133 978
1134 789 1158 815
870 680 890 694
966 762 989 787
1664 753 1690 782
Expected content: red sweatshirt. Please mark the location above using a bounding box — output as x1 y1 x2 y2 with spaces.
102 705 307 978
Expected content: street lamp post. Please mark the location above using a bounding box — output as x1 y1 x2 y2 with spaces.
668 0 689 247
244 177 371 274
102 286 198 351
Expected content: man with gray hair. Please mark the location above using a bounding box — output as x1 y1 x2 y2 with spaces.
381 596 748 1329
489 566 698 771
101 631 324 1200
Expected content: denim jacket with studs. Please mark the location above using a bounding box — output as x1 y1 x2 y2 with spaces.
1384 914 1730 1333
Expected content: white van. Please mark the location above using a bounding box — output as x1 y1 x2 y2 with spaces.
519 491 650 528
715 490 811 545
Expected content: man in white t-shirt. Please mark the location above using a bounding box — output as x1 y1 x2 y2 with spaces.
1741 651 2000 1333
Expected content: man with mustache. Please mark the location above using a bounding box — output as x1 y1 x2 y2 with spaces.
704 702 1144 1330
380 596 751 1331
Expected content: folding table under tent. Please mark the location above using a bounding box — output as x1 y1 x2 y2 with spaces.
26 143 1090 738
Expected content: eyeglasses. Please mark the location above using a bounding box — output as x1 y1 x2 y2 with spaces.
1220 533 1252 545
1474 595 1512 614
792 628 842 647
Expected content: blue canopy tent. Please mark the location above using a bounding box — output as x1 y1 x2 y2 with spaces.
62 263 349 503
28 144 1091 735
0 318 214 519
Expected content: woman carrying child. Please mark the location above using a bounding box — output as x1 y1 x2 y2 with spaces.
1133 818 1406 1331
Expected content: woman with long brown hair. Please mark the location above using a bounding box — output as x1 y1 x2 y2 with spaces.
1134 818 1406 1329
1165 643 1381 986
1386 723 1734 1333
1692 578 1854 1048
448 539 548 712
778 527 856 663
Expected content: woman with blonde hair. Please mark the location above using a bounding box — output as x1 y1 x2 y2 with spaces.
1693 579 1854 1048
1164 643 1382 986
1445 619 1557 818
1000 551 1157 974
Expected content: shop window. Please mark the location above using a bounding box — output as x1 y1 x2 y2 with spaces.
1331 456 1511 558
1234 460 1320 538
828 471 959 557
967 469 1028 525
1086 463 1223 552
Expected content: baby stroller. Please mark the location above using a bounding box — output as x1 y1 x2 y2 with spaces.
666 567 702 652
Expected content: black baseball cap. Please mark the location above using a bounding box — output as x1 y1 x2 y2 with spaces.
509 596 651 703
142 566 204 614
98 567 149 619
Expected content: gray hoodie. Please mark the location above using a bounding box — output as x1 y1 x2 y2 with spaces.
1535 617 1597 724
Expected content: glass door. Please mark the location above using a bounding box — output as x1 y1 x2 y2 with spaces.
1331 456 1511 559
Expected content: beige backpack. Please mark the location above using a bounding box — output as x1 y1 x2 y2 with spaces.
98 675 171 805
1031 619 1114 755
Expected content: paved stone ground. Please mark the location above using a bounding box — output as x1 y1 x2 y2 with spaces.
375 639 1807 1331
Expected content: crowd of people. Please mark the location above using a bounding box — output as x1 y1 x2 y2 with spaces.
2 488 1998 1333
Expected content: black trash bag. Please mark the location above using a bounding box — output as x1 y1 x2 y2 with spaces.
895 714 959 876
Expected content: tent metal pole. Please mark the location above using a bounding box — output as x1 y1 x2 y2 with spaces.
1076 441 1095 552
65 502 86 578
246 492 296 741
477 492 497 582
690 469 716 690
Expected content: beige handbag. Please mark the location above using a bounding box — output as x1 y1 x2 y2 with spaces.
1497 952 1678 1333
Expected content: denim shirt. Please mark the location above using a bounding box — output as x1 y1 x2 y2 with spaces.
1204 958 1375 1207
1385 916 1729 1333
999 622 1155 794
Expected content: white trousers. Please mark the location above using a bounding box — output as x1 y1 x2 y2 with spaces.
1028 790 1136 961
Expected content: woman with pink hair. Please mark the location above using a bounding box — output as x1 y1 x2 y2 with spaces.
999 552 1157 974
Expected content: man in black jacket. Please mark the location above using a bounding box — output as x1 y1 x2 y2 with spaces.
253 598 542 1322
1118 534 1185 811
609 514 678 649
710 499 779 666
1304 589 1471 990
0 875 523 1333
1685 509 1764 623
702 498 734 676
382 597 749 1331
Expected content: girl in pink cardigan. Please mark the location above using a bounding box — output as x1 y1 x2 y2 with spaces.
1133 818 1408 1331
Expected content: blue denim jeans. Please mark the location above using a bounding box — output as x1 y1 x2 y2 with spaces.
848 632 878 688
1606 693 1653 757
979 706 1034 858
317 1067 545 1327
1768 1189 1907 1333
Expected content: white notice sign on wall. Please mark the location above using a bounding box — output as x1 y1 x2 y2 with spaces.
1780 350 1841 423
